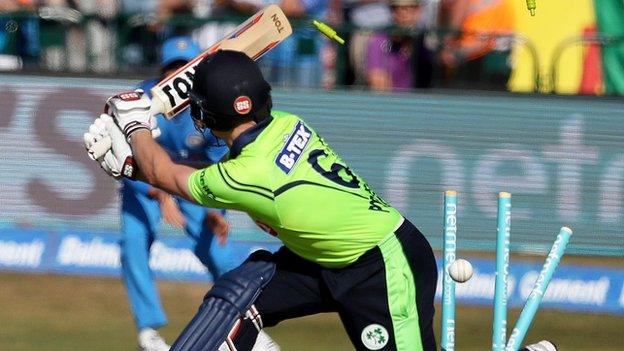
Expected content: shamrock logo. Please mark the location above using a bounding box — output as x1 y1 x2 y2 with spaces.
361 324 389 350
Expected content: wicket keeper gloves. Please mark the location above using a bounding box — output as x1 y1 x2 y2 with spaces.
83 114 138 179
104 90 158 142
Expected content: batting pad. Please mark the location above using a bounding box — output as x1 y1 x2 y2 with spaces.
171 251 276 351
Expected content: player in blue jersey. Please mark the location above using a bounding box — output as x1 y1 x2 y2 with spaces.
119 37 267 351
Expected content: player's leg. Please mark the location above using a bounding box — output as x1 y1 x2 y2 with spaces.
520 340 558 351
170 247 332 351
393 220 438 350
230 247 334 350
334 219 437 351
120 188 168 345
178 199 279 349
331 250 402 351
253 246 335 326
178 199 238 278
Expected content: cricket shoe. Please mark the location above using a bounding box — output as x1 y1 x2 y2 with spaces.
520 340 557 351
216 330 281 351
253 330 281 351
138 328 170 351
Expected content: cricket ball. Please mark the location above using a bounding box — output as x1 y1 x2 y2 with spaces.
449 258 473 283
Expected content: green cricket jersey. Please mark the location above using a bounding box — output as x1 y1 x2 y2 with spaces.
188 110 402 268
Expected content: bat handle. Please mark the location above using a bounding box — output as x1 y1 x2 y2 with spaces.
149 92 169 119
89 135 112 160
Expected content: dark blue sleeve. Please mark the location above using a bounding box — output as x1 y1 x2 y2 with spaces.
203 130 229 163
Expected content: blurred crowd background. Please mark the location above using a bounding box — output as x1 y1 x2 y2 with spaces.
0 0 623 94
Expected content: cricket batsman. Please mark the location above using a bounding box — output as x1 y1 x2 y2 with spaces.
117 36 240 351
84 50 438 350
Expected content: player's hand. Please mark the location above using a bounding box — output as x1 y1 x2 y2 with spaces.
83 115 108 162
156 192 186 228
105 90 158 142
84 114 138 179
102 114 138 179
206 210 230 245
84 116 120 178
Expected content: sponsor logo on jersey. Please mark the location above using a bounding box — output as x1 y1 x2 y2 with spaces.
361 324 389 350
275 121 311 174
199 169 216 199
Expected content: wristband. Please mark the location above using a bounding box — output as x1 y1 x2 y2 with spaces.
123 121 151 142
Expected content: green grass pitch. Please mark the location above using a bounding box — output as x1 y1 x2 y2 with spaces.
0 272 621 350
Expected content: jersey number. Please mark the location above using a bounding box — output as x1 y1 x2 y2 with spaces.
307 149 359 189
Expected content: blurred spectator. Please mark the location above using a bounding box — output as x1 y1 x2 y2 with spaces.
155 0 194 36
118 0 238 73
0 0 36 13
122 0 158 13
162 0 243 71
189 0 238 55
365 0 433 91
0 0 38 70
343 0 392 29
418 0 440 29
119 0 160 70
39 0 119 73
81 0 119 72
219 0 329 88
438 0 515 90
340 0 392 86
120 0 199 71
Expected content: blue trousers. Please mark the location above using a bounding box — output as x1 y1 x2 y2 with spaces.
120 188 240 330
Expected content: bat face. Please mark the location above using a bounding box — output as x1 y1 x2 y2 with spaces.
151 4 292 119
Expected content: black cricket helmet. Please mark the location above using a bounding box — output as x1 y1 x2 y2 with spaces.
188 50 271 132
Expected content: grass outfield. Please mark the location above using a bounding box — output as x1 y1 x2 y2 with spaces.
0 272 621 350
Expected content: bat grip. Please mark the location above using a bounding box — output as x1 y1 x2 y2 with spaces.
149 92 169 119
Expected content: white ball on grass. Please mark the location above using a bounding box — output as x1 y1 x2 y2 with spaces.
448 258 473 283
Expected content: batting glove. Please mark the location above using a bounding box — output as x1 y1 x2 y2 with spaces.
84 116 119 178
83 114 138 179
104 90 158 142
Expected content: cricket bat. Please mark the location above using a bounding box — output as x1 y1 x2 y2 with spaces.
90 4 292 159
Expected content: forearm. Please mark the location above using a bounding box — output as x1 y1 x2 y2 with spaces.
130 130 197 202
